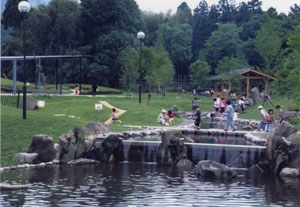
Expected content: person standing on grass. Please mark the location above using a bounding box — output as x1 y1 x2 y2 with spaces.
92 82 97 97
275 105 284 122
192 98 197 111
220 98 226 113
223 100 236 131
213 98 220 116
111 108 121 124
265 109 274 132
74 85 79 95
194 106 201 129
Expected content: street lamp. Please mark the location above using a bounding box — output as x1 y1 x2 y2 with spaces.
137 31 145 104
18 1 31 119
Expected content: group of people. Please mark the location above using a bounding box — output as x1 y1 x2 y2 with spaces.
157 109 175 126
257 105 284 132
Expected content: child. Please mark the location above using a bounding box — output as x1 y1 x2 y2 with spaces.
213 98 220 116
275 105 284 122
111 108 121 124
194 106 201 129
220 98 226 113
168 110 174 126
265 109 274 132
74 85 79 95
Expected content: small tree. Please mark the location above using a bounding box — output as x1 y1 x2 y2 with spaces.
189 59 210 88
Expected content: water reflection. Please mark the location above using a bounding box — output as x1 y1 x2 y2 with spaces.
1 163 299 206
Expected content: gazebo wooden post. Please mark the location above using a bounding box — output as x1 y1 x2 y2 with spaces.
239 80 242 97
264 78 268 93
215 80 217 96
246 75 250 98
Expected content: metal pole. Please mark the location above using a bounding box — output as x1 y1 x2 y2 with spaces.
79 58 82 95
13 60 17 95
22 13 27 120
55 59 58 90
139 39 142 104
38 59 41 95
60 59 62 95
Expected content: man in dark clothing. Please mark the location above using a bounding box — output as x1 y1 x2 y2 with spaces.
92 83 97 97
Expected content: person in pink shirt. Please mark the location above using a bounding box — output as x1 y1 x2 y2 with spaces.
220 98 226 113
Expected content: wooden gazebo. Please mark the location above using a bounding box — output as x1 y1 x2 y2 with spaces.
207 68 276 99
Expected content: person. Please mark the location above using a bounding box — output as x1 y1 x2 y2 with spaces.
257 105 267 131
265 109 274 132
74 85 79 95
157 109 169 126
223 100 236 131
238 98 245 113
192 98 197 111
275 105 284 122
194 106 201 129
111 108 121 124
92 82 97 97
168 110 174 126
213 98 220 116
220 98 226 113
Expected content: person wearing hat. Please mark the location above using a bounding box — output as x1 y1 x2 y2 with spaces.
157 109 169 126
257 105 267 131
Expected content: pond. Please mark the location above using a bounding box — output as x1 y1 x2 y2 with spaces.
1 163 300 206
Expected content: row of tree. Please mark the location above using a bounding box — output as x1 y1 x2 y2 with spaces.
1 0 300 100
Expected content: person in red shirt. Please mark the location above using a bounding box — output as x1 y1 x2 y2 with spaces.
168 110 174 126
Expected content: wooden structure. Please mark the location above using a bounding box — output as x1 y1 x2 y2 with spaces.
207 68 276 99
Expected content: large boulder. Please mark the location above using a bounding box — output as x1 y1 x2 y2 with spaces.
251 87 261 104
272 121 298 139
283 111 299 123
27 134 56 162
14 153 38 164
196 160 237 180
157 131 187 165
86 134 122 162
177 159 193 169
83 122 110 135
266 121 299 174
58 126 86 163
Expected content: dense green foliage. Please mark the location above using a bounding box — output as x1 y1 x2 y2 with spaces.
2 0 300 97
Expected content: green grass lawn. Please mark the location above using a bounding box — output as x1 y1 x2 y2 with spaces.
1 92 299 166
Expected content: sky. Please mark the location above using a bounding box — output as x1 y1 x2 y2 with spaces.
135 0 299 15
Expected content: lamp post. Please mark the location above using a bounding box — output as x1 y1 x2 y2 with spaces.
137 31 145 104
18 1 31 120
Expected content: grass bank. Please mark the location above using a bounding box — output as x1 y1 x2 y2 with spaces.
1 93 299 166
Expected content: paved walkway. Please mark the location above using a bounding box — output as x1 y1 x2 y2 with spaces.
99 101 126 125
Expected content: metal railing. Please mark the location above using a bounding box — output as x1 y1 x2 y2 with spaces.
1 88 21 109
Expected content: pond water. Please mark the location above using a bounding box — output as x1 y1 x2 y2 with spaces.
1 163 300 206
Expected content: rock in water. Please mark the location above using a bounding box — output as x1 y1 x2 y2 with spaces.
196 160 237 180
158 131 187 165
27 134 56 162
58 125 86 163
14 153 38 164
280 168 300 178
177 159 193 169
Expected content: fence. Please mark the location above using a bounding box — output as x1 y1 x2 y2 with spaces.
1 88 21 109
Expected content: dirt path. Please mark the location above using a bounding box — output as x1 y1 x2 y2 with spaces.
99 101 127 125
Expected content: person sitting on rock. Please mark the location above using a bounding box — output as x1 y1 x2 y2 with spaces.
157 109 169 126
168 110 174 126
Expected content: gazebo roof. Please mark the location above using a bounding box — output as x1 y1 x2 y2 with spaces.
207 68 276 80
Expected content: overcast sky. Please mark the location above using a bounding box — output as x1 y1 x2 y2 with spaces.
135 0 299 15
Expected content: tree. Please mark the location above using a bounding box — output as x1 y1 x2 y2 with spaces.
192 1 219 59
2 0 23 29
255 14 282 74
189 59 210 88
204 23 242 71
215 56 249 74
159 23 192 77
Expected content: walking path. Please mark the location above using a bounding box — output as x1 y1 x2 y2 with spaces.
99 101 126 125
